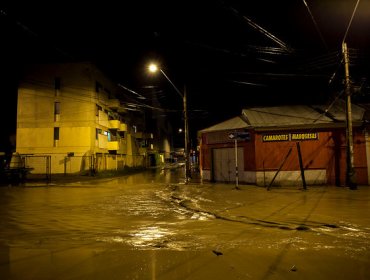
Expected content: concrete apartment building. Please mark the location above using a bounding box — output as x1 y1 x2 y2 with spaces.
16 62 153 174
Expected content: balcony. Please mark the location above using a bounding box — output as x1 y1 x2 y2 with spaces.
119 123 127 132
117 106 128 114
134 132 153 139
134 132 143 139
107 99 120 109
108 141 119 151
109 120 121 130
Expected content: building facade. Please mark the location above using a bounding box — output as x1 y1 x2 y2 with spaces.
199 102 370 186
16 62 153 174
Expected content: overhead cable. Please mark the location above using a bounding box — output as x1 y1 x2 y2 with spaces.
342 0 361 44
218 1 293 53
302 0 328 50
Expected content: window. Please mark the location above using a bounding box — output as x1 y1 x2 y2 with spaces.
54 127 60 141
107 131 115 142
55 77 61 90
96 104 102 116
54 102 60 122
55 77 61 97
95 81 102 93
96 128 102 140
54 102 60 115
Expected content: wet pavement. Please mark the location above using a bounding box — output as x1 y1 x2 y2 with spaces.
0 168 369 279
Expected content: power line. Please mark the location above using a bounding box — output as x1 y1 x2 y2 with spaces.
301 0 328 50
342 0 361 44
219 1 293 53
0 8 73 59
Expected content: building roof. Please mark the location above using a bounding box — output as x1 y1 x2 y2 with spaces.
241 100 365 130
242 106 330 128
313 100 365 122
199 100 366 133
199 116 250 133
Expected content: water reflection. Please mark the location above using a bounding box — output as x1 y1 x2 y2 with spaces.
129 226 173 248
108 168 184 186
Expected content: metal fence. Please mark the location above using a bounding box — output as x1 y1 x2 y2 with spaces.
21 155 51 182
93 154 145 173
63 155 93 175
18 153 145 178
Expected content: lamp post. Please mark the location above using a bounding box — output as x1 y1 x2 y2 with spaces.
148 63 191 183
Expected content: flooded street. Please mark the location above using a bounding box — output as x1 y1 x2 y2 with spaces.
0 169 370 279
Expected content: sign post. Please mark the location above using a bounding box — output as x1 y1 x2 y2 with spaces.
228 131 250 188
234 138 239 187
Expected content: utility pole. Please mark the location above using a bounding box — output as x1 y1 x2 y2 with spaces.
342 42 357 190
234 138 239 188
183 85 191 183
148 63 191 184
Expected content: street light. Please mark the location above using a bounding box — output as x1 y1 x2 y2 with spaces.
148 63 191 183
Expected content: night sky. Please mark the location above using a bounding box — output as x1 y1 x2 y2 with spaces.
1 0 370 150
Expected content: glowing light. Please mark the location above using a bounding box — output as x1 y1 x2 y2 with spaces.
148 63 158 73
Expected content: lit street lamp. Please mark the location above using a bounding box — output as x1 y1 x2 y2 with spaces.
148 63 191 183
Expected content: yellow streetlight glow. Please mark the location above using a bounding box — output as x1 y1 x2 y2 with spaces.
148 63 158 73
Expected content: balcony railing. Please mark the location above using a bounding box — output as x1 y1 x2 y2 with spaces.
107 99 120 109
134 132 153 139
119 123 127 131
109 120 120 130
108 141 119 151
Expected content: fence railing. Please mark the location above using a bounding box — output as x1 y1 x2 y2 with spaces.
21 155 51 182
19 153 145 176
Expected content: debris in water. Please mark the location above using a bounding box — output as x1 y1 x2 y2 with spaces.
296 225 310 231
290 265 297 272
212 250 223 256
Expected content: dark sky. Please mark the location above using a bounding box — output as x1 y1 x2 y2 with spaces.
1 0 370 149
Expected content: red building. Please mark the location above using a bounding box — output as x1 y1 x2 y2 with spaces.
198 102 370 186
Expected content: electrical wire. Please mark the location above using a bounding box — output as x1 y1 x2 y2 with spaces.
301 0 328 50
342 0 361 44
218 1 293 53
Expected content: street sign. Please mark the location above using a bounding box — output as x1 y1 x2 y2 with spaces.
228 131 250 141
228 131 251 188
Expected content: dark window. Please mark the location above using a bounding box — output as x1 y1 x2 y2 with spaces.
105 88 112 98
55 77 61 90
96 104 102 116
54 102 60 115
54 127 60 140
96 128 100 140
95 81 102 93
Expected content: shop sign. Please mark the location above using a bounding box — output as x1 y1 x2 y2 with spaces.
262 132 318 142
291 133 318 141
262 134 289 142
